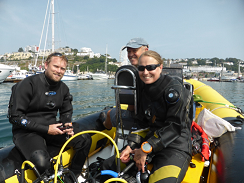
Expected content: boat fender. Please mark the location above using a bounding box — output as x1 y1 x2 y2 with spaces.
29 150 50 174
165 88 180 104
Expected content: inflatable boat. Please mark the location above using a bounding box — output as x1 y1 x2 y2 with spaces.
0 67 244 183
185 79 244 183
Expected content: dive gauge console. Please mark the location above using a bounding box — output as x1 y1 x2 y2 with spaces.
141 141 152 154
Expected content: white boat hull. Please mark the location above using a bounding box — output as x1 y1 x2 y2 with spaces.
0 64 15 83
91 73 109 80
61 75 78 81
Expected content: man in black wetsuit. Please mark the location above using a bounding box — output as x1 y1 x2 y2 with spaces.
8 52 91 177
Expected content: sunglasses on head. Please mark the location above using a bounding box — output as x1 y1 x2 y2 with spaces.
51 52 63 57
138 64 160 71
50 52 68 61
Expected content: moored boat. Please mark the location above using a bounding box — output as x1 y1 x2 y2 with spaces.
207 77 219 82
61 69 78 81
0 64 15 83
90 71 109 80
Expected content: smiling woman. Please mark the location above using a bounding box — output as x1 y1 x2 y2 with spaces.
122 50 193 182
138 51 163 84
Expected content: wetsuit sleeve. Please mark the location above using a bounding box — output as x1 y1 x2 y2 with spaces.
8 80 49 133
147 84 188 153
59 87 73 124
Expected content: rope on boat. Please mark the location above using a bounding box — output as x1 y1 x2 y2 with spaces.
194 94 244 115
193 83 207 92
210 106 237 113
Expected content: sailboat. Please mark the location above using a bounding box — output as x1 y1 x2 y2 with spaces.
91 45 110 80
32 0 78 80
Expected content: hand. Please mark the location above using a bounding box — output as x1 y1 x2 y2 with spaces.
48 123 65 135
131 148 147 173
63 122 74 136
120 146 132 163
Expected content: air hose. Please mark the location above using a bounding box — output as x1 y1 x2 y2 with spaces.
21 160 43 183
54 130 120 183
104 178 127 183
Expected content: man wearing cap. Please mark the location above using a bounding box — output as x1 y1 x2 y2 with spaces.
96 38 149 130
123 37 149 66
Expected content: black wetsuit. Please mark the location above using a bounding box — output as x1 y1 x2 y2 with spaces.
8 73 91 175
135 74 192 183
102 74 192 183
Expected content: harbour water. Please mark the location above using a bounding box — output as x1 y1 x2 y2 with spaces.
0 79 243 148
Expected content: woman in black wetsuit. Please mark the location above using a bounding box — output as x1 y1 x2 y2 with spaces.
119 50 193 183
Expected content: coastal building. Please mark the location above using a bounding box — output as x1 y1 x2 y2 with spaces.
192 60 198 65
224 62 234 66
188 66 225 73
6 52 34 60
37 49 52 57
108 61 123 67
77 47 101 58
206 60 212 64
56 47 72 53
25 45 39 52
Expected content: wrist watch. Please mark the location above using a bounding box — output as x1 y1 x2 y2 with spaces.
141 141 152 154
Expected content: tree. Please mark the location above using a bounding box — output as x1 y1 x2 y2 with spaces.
73 49 78 56
18 47 24 52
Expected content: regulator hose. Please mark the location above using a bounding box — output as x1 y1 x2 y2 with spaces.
54 130 120 183
104 178 127 183
21 160 43 183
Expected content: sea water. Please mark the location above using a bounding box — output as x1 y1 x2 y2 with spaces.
0 79 243 148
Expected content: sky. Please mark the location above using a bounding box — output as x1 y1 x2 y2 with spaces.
1 0 244 62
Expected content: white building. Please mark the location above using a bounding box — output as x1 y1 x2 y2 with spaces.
25 45 39 52
189 66 226 73
78 47 101 58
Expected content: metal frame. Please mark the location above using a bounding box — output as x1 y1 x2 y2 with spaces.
111 68 138 115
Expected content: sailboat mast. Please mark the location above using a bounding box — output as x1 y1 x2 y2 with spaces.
51 0 55 52
105 45 107 73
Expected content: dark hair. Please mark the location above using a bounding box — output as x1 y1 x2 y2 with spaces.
45 52 68 65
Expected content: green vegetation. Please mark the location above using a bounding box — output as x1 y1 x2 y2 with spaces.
67 54 118 73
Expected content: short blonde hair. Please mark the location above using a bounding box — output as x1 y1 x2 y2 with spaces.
139 50 163 65
45 52 68 65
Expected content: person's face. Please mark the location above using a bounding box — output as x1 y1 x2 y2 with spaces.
44 56 67 82
127 47 148 66
138 55 163 84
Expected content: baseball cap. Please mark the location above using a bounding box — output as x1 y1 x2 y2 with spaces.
122 38 149 50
